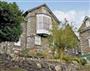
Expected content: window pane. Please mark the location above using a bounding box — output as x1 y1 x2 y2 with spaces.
37 14 51 30
43 15 51 30
37 14 43 29
35 35 41 45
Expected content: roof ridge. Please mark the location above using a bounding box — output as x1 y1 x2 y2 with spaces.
23 4 60 23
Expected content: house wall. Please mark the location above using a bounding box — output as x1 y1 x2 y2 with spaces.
80 29 90 54
21 6 59 51
0 6 59 54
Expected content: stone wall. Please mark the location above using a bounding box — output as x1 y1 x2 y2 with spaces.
0 54 79 71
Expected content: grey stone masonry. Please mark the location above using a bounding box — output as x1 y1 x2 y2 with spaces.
79 16 90 54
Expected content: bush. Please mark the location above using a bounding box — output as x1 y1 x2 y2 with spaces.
35 51 45 58
62 55 73 62
80 58 87 65
62 55 81 64
72 57 80 63
72 57 87 65
36 52 43 57
53 55 60 59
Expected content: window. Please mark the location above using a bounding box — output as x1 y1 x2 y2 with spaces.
27 36 34 48
86 20 90 27
37 14 43 30
43 15 51 30
36 14 51 31
88 39 90 47
35 35 41 45
14 38 21 46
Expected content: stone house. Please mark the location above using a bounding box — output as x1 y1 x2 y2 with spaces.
0 4 80 56
13 4 60 53
79 16 90 60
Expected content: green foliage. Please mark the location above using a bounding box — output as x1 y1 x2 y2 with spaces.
49 20 78 50
63 55 87 65
36 52 44 58
0 1 23 42
72 57 80 63
49 20 79 60
53 53 60 59
64 24 79 49
62 55 73 62
80 58 87 65
62 55 80 63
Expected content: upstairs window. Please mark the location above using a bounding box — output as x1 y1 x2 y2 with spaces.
36 14 52 30
86 20 90 27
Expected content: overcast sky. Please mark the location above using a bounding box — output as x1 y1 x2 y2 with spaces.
3 0 90 30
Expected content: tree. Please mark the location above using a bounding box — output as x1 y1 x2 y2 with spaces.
49 20 65 59
0 1 23 53
64 24 79 49
0 1 23 42
49 19 79 61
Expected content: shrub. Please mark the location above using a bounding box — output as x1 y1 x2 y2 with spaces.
80 58 87 65
62 55 73 62
35 51 45 58
72 57 80 63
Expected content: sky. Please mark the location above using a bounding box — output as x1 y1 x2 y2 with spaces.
2 0 90 31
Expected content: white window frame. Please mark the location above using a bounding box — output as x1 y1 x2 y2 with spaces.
14 38 21 46
36 14 52 31
35 35 41 45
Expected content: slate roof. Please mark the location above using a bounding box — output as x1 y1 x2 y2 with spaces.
23 4 60 23
78 16 90 33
